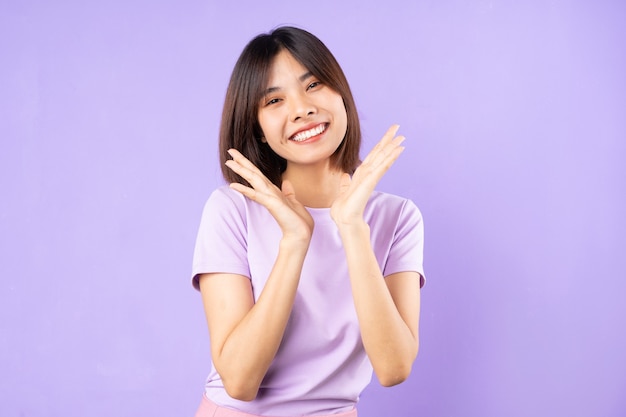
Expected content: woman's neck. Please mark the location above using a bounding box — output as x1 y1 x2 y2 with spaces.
282 163 344 208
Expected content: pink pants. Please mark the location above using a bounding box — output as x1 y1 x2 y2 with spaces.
194 395 358 417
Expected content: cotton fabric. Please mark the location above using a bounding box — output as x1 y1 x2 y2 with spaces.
192 185 424 416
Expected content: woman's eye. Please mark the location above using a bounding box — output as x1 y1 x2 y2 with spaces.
266 98 281 106
307 81 322 90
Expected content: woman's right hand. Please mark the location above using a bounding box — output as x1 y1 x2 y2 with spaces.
225 148 314 244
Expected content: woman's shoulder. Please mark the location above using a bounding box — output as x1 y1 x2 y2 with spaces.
203 184 251 211
364 191 423 234
203 184 274 224
367 190 421 215
199 185 247 221
207 184 244 204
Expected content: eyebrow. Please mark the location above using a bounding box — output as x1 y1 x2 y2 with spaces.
262 71 314 96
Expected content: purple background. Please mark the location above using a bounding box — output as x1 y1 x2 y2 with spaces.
1 1 625 416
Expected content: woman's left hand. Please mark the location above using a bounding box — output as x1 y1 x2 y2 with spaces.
330 124 406 227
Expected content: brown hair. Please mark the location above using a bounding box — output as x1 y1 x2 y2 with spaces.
218 26 361 187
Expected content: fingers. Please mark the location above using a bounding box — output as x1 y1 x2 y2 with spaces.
225 149 280 205
281 179 298 204
225 151 302 212
225 150 313 240
361 125 398 160
225 149 268 179
338 172 352 194
361 125 404 166
359 125 406 182
225 149 266 187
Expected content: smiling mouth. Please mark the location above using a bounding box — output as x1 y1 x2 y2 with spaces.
290 123 328 142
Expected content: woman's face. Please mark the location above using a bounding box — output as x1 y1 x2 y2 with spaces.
257 50 348 170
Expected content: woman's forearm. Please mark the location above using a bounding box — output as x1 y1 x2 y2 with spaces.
338 221 419 386
204 238 309 400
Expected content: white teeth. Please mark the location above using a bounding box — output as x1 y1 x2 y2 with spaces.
291 124 326 142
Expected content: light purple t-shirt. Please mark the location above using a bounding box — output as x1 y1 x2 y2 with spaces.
192 185 424 416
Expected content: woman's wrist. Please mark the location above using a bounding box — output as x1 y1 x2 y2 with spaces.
336 220 370 239
279 234 312 252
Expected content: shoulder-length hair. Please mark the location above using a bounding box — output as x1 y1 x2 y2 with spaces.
218 26 361 187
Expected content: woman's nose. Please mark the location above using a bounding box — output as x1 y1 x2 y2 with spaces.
290 93 317 121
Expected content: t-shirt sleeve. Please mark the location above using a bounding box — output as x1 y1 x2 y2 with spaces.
191 187 250 291
383 199 425 288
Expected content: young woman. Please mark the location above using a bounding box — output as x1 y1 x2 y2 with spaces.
191 26 425 417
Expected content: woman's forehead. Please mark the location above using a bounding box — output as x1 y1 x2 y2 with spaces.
266 50 310 82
